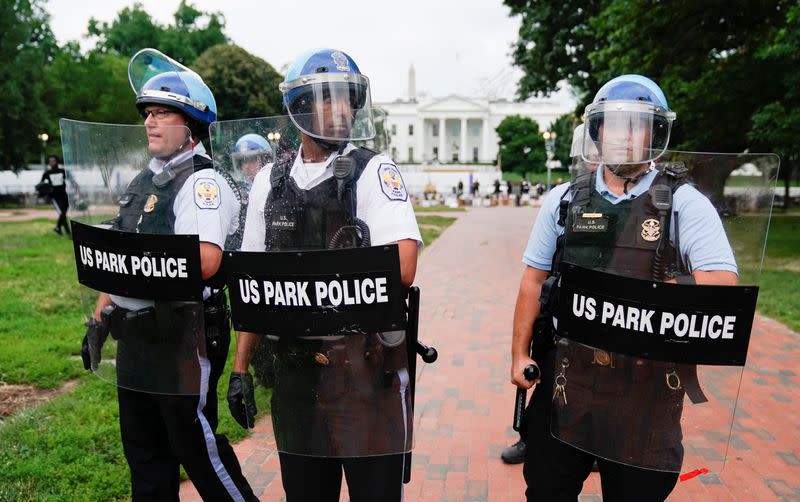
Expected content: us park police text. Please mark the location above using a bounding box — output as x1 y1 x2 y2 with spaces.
570 293 738 339
238 277 390 307
77 245 189 278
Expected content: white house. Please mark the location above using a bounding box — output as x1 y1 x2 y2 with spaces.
374 66 576 195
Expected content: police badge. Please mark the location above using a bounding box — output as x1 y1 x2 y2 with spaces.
143 194 158 213
641 218 660 242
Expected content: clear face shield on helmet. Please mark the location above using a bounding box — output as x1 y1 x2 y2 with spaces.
584 100 675 166
128 48 216 124
280 73 375 143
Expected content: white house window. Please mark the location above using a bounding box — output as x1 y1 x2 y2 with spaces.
408 124 414 136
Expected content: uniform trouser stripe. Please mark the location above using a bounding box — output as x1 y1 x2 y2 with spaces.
397 367 410 501
195 352 246 502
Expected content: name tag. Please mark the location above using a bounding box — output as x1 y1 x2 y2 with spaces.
271 214 296 230
573 213 608 233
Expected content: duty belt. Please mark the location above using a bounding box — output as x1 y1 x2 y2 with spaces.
274 336 385 369
108 293 230 344
560 341 708 403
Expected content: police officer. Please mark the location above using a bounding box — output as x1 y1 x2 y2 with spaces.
510 75 738 501
40 155 70 235
232 133 272 188
226 48 422 501
84 50 257 501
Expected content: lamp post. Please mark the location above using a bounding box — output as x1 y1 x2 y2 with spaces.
38 132 49 169
267 131 281 160
542 130 556 191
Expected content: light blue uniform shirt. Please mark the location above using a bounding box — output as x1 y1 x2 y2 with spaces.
522 167 738 274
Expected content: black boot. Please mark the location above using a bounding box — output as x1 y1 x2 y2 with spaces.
500 439 526 464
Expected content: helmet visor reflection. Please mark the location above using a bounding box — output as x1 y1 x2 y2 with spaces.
584 101 674 165
282 74 375 142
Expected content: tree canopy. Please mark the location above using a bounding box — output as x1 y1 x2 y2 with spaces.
496 115 546 175
504 0 798 204
193 44 283 120
87 1 227 64
550 113 579 169
1 2 288 171
0 0 58 170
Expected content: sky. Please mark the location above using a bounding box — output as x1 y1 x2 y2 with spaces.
45 0 575 105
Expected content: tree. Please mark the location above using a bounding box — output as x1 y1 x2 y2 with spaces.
505 0 790 204
41 44 141 158
748 2 800 209
551 113 579 169
496 115 546 175
588 0 786 153
0 0 57 171
87 1 227 64
505 0 606 106
192 44 283 120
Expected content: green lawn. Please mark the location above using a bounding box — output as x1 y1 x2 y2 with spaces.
725 213 800 332
0 219 268 501
412 205 466 213
0 215 457 500
417 214 457 247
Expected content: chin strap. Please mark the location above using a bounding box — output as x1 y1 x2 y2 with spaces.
606 163 653 194
310 135 346 153
155 131 194 163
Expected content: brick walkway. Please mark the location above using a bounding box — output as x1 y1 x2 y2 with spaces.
181 205 800 501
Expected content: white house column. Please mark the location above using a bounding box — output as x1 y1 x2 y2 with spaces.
481 116 490 163
460 118 468 162
438 118 446 161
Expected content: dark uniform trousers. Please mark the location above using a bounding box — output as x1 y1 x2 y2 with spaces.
118 329 257 501
269 336 409 502
279 452 405 502
523 349 679 502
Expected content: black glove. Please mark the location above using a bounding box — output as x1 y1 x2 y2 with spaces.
81 315 110 371
227 372 256 429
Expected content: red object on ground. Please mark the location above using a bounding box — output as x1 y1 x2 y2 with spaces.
679 468 709 482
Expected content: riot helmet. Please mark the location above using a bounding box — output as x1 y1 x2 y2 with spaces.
570 122 600 174
128 48 217 139
232 133 272 180
279 48 375 145
583 74 675 166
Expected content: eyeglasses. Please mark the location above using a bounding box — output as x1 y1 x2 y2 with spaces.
140 108 178 120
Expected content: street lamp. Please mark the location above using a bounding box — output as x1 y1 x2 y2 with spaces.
542 130 557 191
38 132 49 169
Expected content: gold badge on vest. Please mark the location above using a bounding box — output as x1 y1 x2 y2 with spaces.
143 194 158 213
641 218 660 241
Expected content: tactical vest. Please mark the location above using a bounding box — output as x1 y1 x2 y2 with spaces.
550 164 708 404
113 155 225 288
555 164 689 282
115 155 212 234
263 148 376 251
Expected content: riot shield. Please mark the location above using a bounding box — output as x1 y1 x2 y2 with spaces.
61 118 223 395
212 113 417 458
549 147 778 474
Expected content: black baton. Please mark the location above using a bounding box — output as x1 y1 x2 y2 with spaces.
513 364 540 431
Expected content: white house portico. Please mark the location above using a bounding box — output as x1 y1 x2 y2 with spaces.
374 66 576 196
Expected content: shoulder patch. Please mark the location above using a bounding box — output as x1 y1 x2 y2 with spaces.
194 178 221 209
377 163 408 201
